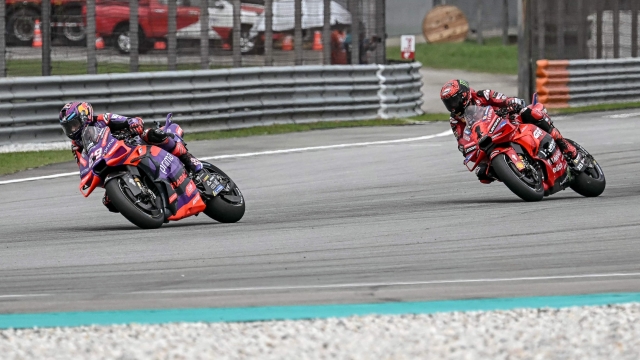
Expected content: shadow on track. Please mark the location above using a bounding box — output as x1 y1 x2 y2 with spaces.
65 221 220 232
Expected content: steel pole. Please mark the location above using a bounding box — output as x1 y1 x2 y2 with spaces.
130 0 139 72
200 0 209 69
168 0 177 71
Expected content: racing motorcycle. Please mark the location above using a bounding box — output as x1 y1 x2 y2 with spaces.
462 96 605 202
78 114 245 229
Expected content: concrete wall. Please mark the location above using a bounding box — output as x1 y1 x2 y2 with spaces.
386 0 518 38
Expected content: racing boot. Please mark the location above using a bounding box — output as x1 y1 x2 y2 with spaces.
102 193 119 213
476 162 494 184
548 127 586 172
143 128 204 174
521 105 585 171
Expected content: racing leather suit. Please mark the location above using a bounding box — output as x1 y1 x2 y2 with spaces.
450 89 579 183
71 113 203 212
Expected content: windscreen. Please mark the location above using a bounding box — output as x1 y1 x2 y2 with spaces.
81 126 104 152
463 105 492 128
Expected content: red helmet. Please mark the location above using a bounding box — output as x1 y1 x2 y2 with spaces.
440 79 472 116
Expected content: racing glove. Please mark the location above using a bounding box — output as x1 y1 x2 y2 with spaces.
506 98 526 114
128 117 144 136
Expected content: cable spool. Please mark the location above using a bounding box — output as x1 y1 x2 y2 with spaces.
422 5 469 43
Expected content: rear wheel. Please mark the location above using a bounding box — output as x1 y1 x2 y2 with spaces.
566 139 606 197
105 175 164 229
113 23 150 54
201 162 245 223
492 153 544 202
7 9 38 46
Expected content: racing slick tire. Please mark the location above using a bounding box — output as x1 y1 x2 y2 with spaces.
105 177 164 229
201 163 245 223
492 153 544 202
566 139 606 197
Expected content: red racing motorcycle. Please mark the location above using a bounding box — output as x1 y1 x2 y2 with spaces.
462 98 605 202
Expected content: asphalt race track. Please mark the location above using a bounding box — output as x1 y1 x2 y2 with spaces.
1 111 640 314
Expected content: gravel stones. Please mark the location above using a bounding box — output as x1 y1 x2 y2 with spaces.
1 303 640 359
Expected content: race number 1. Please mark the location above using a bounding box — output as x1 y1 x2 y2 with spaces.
401 35 415 60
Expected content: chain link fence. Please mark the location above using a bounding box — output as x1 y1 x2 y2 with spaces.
0 0 386 77
531 0 639 61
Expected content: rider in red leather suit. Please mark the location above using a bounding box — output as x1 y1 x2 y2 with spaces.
440 79 583 183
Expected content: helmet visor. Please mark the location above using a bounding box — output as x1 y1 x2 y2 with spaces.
60 113 83 138
442 93 464 114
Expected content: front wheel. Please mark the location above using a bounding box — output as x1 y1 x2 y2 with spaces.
105 176 164 229
201 162 245 223
492 153 544 202
566 139 606 197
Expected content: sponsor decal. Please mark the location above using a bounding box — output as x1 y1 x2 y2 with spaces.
515 161 525 170
459 80 469 87
552 162 564 173
442 88 451 95
463 134 470 141
169 193 178 203
171 172 188 188
550 150 562 163
533 128 543 139
186 182 196 196
464 145 477 154
159 153 175 174
511 154 518 161
547 141 556 153
213 184 225 195
489 119 500 133
138 147 144 155
483 91 490 101
491 132 503 139
464 127 472 135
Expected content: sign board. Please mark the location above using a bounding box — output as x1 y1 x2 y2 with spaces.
400 35 415 60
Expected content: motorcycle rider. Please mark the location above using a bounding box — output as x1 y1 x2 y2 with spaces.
58 101 204 212
440 79 584 183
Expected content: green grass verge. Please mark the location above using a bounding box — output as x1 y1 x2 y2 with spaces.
7 60 226 77
0 150 73 176
1 115 449 176
184 115 449 141
387 37 518 75
550 102 640 115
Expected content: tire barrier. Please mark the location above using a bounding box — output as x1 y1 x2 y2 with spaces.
0 63 424 145
536 58 640 109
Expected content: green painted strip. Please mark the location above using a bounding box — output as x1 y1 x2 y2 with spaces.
1 292 640 329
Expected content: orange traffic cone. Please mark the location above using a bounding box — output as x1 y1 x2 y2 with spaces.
281 35 293 51
95 34 105 49
32 20 42 48
312 31 322 51
154 41 167 50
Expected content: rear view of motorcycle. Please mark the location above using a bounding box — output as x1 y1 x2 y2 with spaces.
462 101 605 202
79 114 245 229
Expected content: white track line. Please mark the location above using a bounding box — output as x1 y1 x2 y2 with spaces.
0 130 451 186
0 294 50 299
131 272 640 295
2 272 639 299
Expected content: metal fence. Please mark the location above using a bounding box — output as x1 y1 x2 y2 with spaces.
0 62 422 144
0 0 386 77
531 0 640 61
536 58 640 108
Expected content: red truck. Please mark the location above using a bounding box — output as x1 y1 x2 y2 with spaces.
89 0 263 54
6 0 86 45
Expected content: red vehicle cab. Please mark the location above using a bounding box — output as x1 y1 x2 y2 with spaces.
88 0 200 53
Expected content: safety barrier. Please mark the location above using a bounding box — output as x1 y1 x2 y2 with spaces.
536 58 640 108
0 63 423 145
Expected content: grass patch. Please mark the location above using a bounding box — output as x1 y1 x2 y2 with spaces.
7 60 226 77
184 118 417 141
0 150 73 176
387 37 517 75
2 116 449 176
550 102 640 115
